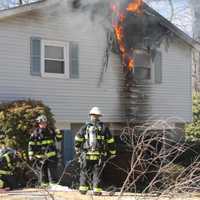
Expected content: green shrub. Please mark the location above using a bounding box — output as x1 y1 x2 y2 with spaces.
185 92 200 141
0 99 55 155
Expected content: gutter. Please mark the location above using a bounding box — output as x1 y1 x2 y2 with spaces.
143 3 199 50
0 0 60 20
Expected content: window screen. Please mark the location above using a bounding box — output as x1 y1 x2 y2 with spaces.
133 49 151 80
44 45 65 74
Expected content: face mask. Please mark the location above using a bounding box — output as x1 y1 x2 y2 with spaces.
39 123 47 129
90 115 100 123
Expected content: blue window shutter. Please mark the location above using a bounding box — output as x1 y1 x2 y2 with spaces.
154 50 162 83
69 42 79 79
63 130 75 164
30 37 41 76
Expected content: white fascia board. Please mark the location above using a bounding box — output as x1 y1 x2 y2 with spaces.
0 0 60 20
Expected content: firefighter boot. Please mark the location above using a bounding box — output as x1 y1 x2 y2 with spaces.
79 185 89 195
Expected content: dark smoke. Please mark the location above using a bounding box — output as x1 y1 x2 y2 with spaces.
69 0 167 55
72 0 81 9
70 0 111 24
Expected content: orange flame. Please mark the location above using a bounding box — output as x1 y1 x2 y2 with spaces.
111 0 143 71
127 0 143 13
128 58 135 71
115 25 123 41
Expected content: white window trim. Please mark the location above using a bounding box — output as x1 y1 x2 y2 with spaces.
41 40 69 79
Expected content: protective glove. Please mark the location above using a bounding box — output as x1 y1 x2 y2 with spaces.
101 153 109 163
109 155 116 160
108 151 117 160
77 153 84 164
75 147 81 156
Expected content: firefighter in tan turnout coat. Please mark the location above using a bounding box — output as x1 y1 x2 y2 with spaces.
75 107 116 195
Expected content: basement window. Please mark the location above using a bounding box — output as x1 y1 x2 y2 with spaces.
133 49 151 81
41 40 69 78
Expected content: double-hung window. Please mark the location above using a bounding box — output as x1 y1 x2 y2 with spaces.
41 40 69 78
134 49 152 81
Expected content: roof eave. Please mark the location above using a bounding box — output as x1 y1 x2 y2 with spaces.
143 3 199 50
0 0 48 20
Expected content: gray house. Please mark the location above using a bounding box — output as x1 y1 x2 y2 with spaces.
0 0 196 162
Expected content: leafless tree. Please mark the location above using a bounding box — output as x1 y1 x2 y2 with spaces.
105 119 200 199
145 0 192 35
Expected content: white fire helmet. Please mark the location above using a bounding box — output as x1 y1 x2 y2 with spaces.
89 107 102 116
36 115 47 123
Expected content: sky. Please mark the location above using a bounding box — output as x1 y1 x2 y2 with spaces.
146 0 193 35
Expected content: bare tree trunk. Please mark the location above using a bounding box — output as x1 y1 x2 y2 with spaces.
19 0 23 5
168 0 174 21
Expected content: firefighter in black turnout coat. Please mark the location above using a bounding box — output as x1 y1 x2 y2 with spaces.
0 136 19 190
75 107 116 195
28 115 63 186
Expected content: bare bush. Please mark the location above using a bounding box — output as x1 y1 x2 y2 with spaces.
14 119 199 200
105 119 200 199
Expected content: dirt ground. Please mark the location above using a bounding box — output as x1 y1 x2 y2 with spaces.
1 189 200 200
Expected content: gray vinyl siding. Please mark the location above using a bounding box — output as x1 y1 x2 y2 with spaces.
0 3 192 123
137 39 192 122
0 6 124 123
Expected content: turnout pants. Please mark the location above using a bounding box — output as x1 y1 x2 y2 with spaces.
41 157 58 184
79 159 102 193
0 175 17 190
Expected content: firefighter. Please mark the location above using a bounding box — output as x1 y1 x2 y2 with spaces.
75 107 116 195
28 115 63 187
0 136 18 190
